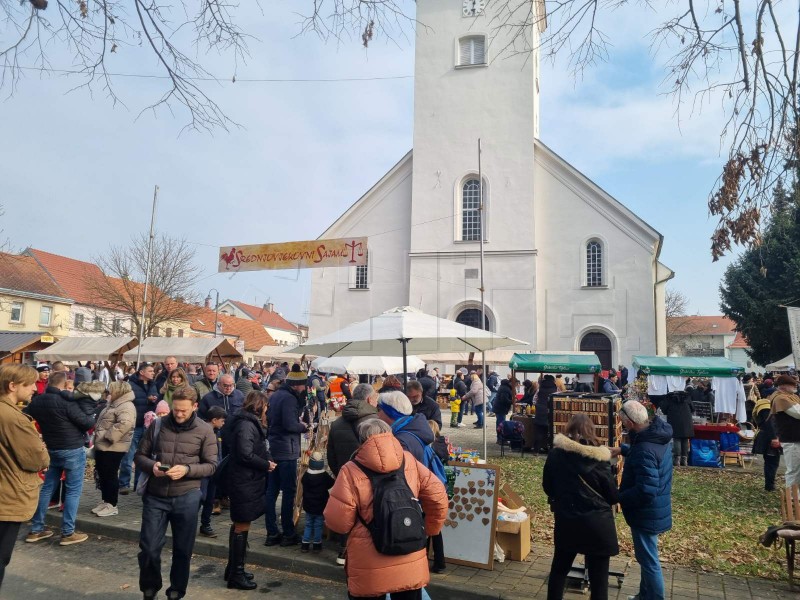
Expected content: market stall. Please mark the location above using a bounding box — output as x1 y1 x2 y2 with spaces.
122 337 242 367
311 355 425 375
0 331 54 365
35 336 138 363
632 355 746 422
765 354 795 373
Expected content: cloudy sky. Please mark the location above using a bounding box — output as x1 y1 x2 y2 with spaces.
1 1 745 326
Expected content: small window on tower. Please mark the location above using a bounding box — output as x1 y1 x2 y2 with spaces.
458 35 486 67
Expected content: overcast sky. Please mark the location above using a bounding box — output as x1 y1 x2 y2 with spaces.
1 1 746 327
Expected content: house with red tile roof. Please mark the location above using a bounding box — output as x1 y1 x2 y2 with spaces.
0 253 73 360
216 299 306 346
189 307 275 362
666 315 737 357
726 331 764 371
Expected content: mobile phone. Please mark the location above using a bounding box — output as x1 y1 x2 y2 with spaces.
157 464 171 472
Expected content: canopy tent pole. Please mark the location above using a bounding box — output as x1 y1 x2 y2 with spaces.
478 138 488 461
400 338 409 391
136 185 158 368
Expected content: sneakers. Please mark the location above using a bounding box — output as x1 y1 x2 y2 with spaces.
199 525 217 538
26 529 54 543
432 564 446 574
47 501 60 511
300 542 310 553
457 423 466 428
119 488 131 496
60 532 89 546
91 502 109 515
96 504 118 517
212 501 222 516
336 550 346 566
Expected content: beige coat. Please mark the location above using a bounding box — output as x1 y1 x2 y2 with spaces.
324 432 447 597
94 391 137 452
0 396 50 522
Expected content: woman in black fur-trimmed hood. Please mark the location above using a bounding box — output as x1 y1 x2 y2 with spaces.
542 414 619 600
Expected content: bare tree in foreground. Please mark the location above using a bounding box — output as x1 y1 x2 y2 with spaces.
2 1 798 260
85 234 201 337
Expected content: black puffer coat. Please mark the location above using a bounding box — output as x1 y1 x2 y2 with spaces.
493 379 515 416
24 386 95 450
542 434 619 556
227 410 272 523
535 378 557 427
662 392 695 438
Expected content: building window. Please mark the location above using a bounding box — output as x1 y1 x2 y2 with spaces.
455 308 489 331
166 327 173 337
458 35 486 67
586 240 604 287
75 313 84 329
94 316 103 332
461 179 483 241
10 301 23 323
350 251 370 290
153 326 160 337
39 306 52 327
178 329 184 338
112 319 122 334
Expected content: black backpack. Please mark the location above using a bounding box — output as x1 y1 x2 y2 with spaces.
355 458 427 556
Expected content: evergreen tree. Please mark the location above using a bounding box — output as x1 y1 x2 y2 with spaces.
720 178 800 366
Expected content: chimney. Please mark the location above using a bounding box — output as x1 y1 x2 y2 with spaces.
264 302 274 313
204 295 212 309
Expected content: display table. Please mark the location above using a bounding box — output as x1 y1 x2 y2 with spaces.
692 423 740 441
511 415 535 450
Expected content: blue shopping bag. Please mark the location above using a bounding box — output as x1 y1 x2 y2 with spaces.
689 439 721 468
719 432 740 452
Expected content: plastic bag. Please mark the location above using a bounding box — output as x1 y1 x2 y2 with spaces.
494 542 506 563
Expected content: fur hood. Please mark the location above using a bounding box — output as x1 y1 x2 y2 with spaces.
553 433 611 462
75 380 106 396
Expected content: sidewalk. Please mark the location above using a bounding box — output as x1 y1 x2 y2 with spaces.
44 484 798 600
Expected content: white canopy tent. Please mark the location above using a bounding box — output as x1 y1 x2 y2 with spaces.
254 345 316 362
765 354 795 372
311 355 425 376
35 336 138 362
123 337 242 363
417 348 527 367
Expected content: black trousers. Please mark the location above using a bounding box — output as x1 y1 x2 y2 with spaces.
547 548 609 600
94 449 126 506
764 454 780 491
349 589 422 600
0 521 21 591
533 424 549 453
138 489 202 599
429 533 444 567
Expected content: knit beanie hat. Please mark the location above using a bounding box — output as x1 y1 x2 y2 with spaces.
155 400 170 415
286 364 308 385
308 451 325 473
74 367 92 384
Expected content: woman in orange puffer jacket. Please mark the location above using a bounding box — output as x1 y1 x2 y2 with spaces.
324 421 447 600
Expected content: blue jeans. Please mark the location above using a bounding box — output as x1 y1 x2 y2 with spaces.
119 426 144 489
138 489 202 598
488 391 497 413
31 448 86 536
265 459 298 538
302 513 324 544
630 528 664 600
474 403 485 427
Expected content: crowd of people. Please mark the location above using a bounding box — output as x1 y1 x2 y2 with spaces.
8 356 796 600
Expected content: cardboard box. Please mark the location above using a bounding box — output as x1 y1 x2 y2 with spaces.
495 483 531 561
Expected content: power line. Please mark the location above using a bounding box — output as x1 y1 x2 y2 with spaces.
5 64 413 83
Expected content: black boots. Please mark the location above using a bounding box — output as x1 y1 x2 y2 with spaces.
226 527 257 590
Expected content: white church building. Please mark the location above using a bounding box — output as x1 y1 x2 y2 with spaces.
309 0 673 370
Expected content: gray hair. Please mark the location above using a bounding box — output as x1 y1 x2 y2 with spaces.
357 418 392 443
620 400 649 425
406 381 423 393
352 383 376 402
219 373 234 384
377 390 413 417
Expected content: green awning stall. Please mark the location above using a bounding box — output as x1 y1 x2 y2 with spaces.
509 353 602 374
632 356 744 378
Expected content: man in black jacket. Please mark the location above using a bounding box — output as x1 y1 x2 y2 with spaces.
264 365 309 547
407 380 442 428
24 371 93 546
119 363 159 493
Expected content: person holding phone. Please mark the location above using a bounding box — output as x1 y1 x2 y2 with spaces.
135 387 218 600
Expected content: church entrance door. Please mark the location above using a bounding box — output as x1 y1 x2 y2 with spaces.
580 332 612 371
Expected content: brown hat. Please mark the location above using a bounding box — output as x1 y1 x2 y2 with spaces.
775 374 798 387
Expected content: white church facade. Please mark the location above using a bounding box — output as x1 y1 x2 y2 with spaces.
309 0 673 370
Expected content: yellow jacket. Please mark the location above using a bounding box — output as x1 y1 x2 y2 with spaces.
0 396 50 522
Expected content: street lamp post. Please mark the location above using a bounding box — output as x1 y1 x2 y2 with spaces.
206 289 220 338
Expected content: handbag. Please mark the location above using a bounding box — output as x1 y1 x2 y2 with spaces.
136 418 163 497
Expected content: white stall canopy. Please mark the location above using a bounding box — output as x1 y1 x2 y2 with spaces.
312 355 425 376
123 337 242 363
36 336 138 362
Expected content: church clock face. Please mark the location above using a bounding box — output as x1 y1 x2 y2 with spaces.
463 0 485 17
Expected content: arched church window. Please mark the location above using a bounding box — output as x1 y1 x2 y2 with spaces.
458 35 486 67
461 178 482 241
586 240 603 287
456 308 489 331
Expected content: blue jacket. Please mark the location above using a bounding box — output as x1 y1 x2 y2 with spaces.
619 416 674 534
199 389 245 420
266 383 308 461
602 379 620 394
128 373 159 428
391 413 434 464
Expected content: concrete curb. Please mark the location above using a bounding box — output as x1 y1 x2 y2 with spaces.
44 511 513 600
